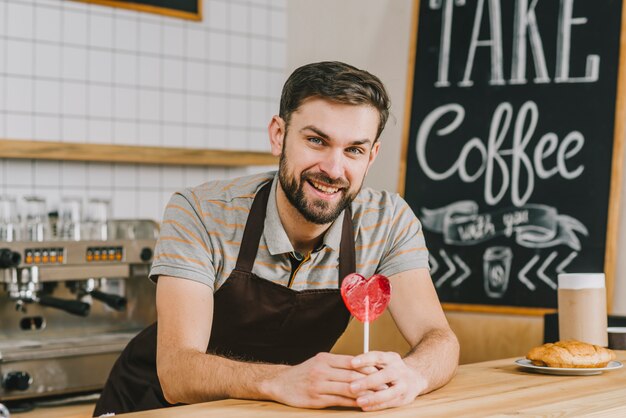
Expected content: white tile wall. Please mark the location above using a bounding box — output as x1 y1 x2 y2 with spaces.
6 40 33 75
0 2 6 38
0 0 284 221
34 115 61 141
35 7 62 43
35 44 62 78
62 117 87 142
186 28 205 60
6 113 32 139
7 2 33 39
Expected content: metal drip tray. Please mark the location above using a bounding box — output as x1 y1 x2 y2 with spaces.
0 340 43 351
0 332 140 401
0 332 139 362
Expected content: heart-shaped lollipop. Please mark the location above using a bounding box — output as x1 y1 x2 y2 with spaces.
340 273 391 323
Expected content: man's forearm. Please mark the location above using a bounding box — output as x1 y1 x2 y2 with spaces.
158 348 287 405
402 328 459 394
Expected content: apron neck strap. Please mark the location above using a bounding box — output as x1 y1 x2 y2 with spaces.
235 180 357 287
338 206 356 287
235 181 272 273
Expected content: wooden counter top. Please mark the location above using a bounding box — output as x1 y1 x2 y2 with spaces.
13 351 626 417
12 403 93 418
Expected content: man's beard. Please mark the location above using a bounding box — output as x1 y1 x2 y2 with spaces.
278 154 359 225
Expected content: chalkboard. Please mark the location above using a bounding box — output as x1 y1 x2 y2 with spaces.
73 0 201 20
400 0 626 313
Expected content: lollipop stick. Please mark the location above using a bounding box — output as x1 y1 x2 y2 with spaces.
364 295 370 353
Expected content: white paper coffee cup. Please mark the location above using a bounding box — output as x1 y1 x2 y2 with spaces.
558 273 608 346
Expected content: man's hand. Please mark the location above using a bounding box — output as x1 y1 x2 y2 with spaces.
349 351 427 412
260 352 375 409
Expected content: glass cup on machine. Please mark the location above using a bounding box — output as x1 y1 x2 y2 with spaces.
0 195 20 242
85 198 110 241
58 197 83 241
23 195 48 242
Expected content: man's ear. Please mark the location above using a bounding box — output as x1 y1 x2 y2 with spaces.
268 116 286 157
369 140 381 165
364 140 381 177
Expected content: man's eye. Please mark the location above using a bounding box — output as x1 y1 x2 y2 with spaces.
308 137 323 145
347 147 364 155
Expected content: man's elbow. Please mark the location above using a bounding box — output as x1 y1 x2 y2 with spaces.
442 327 460 372
156 352 184 405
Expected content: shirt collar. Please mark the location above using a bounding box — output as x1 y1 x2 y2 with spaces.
263 174 345 256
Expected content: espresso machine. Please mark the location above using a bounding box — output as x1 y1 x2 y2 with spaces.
0 219 158 407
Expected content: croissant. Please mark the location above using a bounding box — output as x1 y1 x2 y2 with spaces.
526 340 615 368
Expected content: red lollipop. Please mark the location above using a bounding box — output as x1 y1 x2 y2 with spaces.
341 273 391 322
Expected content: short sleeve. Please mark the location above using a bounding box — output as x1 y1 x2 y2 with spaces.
149 190 216 290
376 195 430 277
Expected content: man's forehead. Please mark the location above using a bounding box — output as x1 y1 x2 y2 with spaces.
290 98 379 140
292 97 374 114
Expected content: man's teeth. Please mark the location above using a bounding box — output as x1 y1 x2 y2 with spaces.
310 181 339 194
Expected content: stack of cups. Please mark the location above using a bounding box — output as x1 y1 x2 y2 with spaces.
0 196 19 242
58 197 83 241
23 196 48 242
85 198 110 241
557 273 608 346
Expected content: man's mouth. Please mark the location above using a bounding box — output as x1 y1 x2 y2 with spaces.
308 179 341 194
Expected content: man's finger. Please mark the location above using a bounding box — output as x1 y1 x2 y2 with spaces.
326 367 389 390
320 352 358 369
315 394 359 409
352 351 400 368
325 367 368 383
357 365 379 374
318 381 359 399
357 385 403 411
350 368 395 393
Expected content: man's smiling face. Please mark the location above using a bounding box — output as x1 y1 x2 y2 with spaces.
273 98 381 225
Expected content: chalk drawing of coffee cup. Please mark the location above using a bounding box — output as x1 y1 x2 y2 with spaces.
483 246 512 298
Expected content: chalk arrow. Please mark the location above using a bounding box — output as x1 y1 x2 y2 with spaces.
518 255 539 291
450 255 471 287
435 249 456 288
537 251 558 290
519 252 569 291
556 251 578 274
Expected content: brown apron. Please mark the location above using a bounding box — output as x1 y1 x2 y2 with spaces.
93 182 355 416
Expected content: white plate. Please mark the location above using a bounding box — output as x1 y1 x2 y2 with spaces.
514 359 623 376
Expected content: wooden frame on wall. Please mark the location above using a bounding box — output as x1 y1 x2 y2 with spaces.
399 0 626 315
0 139 278 167
71 0 203 21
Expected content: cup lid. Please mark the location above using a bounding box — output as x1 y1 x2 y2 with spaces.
558 273 605 289
608 327 626 333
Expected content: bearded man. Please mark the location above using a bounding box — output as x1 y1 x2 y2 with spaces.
94 61 459 416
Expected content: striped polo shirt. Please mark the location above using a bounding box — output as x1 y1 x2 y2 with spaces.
150 171 429 291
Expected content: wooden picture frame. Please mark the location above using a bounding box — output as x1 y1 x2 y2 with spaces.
399 0 626 315
71 0 202 21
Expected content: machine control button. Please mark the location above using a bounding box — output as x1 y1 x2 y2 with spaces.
3 371 32 391
23 248 64 264
0 248 21 268
140 247 153 261
86 246 123 262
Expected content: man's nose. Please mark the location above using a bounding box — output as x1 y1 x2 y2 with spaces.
319 150 345 180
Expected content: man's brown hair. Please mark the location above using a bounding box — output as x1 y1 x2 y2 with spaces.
279 61 390 140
